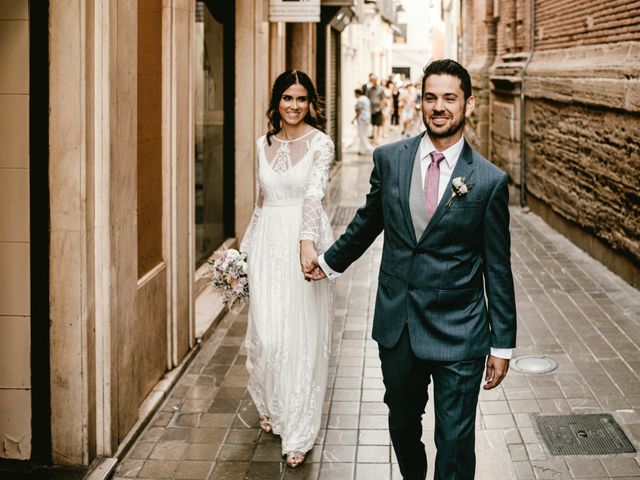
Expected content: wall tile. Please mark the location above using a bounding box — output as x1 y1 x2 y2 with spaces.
0 389 31 459
0 242 29 316
0 316 30 388
0 1 28 20
0 94 28 168
0 167 29 242
0 20 28 94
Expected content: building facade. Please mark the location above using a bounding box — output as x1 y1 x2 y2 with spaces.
459 0 639 287
391 0 440 82
340 0 397 145
0 0 356 471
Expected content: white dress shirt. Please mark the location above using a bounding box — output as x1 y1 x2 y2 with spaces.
318 135 512 360
419 134 464 202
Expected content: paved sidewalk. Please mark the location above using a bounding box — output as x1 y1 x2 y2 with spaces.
113 151 640 480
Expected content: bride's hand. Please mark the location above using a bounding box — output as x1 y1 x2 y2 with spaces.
300 240 317 274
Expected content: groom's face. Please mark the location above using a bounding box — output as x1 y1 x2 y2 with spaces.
421 74 475 140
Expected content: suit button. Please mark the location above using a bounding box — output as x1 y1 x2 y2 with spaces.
408 285 415 291
412 250 419 256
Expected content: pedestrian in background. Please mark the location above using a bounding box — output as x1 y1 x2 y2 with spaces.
305 59 517 480
240 69 334 469
352 88 373 155
381 79 393 138
400 81 417 137
390 79 400 126
366 74 386 146
362 72 374 95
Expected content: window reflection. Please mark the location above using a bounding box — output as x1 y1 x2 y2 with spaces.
195 1 225 264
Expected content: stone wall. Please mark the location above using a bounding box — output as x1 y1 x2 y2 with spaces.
524 42 640 273
463 0 640 285
462 0 497 157
525 98 640 262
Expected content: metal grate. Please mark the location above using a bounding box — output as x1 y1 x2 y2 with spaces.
535 414 636 455
331 206 359 226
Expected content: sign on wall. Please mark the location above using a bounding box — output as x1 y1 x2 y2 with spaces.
269 0 321 23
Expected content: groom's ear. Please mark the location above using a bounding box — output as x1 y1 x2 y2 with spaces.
464 95 475 117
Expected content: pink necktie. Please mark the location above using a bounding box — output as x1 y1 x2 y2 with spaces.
424 151 445 218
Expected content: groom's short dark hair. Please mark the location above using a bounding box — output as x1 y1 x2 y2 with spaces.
422 59 473 100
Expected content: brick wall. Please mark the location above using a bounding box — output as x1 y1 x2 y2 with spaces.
461 0 640 284
496 0 530 56
535 0 640 50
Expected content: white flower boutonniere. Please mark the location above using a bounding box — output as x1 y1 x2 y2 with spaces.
446 176 475 208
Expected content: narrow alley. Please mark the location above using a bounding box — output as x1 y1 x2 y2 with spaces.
112 148 640 480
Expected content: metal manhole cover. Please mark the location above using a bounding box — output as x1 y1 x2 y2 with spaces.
535 414 636 455
511 355 558 374
331 206 359 226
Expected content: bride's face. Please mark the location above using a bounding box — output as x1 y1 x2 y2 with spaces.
278 83 309 128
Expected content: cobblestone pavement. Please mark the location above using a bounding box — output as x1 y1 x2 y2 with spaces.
113 149 640 480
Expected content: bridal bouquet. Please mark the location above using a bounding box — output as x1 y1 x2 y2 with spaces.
207 247 249 314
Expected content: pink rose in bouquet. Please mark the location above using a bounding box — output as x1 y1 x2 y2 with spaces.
208 247 249 314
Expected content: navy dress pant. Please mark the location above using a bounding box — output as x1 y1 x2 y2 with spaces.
378 326 485 480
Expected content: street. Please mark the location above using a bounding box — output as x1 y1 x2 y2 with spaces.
113 144 640 480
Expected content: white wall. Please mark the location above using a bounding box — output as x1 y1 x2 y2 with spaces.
392 0 441 82
340 10 395 148
442 0 460 60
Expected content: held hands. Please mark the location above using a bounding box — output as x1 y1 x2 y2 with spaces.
483 356 509 390
299 240 326 282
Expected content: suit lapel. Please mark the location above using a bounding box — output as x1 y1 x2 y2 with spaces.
417 140 476 243
398 133 424 245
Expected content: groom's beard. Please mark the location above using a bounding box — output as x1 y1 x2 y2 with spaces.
424 106 467 139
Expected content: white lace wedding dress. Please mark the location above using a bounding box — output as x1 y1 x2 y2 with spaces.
240 128 334 455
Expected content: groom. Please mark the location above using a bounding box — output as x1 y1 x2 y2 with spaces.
305 59 517 479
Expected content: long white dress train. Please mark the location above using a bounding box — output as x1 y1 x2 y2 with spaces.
240 129 334 454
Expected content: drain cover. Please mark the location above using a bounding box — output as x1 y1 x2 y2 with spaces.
511 355 558 374
331 206 359 226
535 414 636 455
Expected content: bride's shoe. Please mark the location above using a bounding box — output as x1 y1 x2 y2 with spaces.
285 451 307 468
259 415 272 433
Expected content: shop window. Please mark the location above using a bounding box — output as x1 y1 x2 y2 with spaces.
195 1 227 264
137 0 163 277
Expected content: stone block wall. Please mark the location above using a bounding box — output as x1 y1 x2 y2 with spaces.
525 98 640 262
462 0 640 285
523 41 640 272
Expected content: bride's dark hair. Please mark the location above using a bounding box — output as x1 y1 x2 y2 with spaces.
266 70 326 145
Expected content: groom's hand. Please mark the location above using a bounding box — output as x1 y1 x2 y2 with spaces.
483 356 509 390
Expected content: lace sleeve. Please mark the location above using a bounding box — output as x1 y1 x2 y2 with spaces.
299 135 334 243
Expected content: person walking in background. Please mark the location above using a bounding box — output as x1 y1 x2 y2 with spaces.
366 74 386 146
400 81 417 137
353 88 373 155
381 79 393 138
305 59 517 479
362 72 374 95
390 80 400 126
240 69 334 469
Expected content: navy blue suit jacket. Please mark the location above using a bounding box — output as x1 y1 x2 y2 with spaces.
324 134 517 361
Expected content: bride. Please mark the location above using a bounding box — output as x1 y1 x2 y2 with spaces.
240 70 334 468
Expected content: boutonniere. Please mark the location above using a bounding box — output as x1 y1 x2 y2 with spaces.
446 176 475 207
